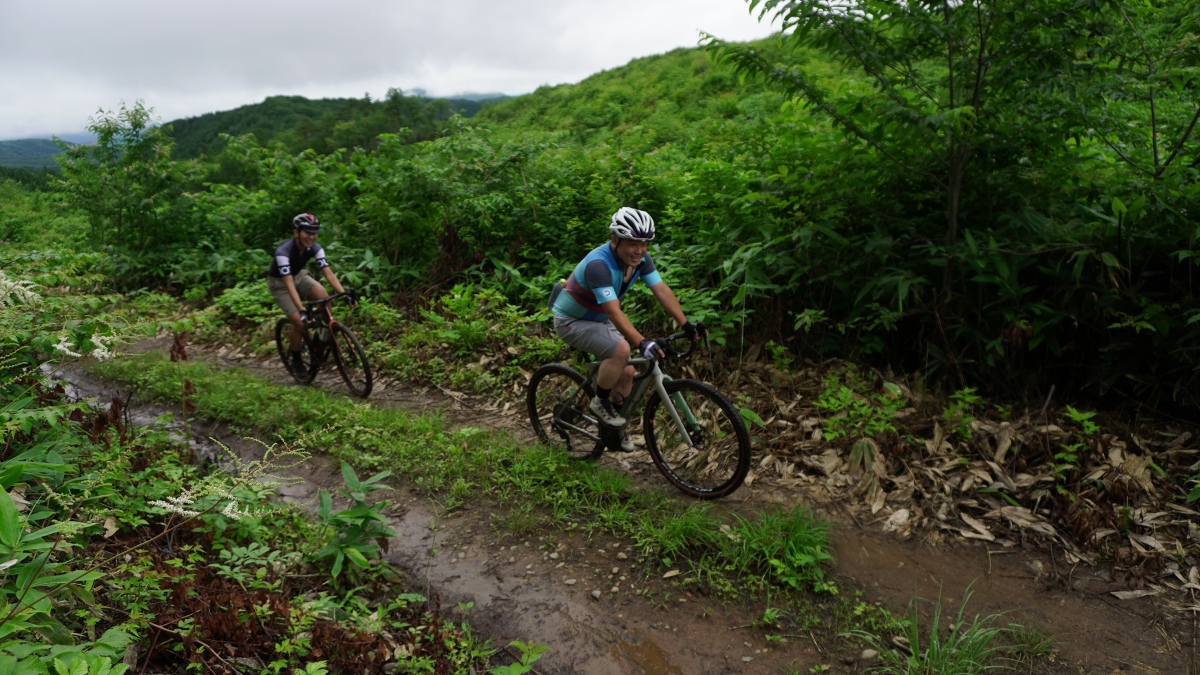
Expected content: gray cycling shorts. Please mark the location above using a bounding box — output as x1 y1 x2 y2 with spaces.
554 316 625 359
267 269 322 316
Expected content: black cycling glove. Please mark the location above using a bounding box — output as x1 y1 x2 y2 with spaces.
682 320 708 340
638 339 664 360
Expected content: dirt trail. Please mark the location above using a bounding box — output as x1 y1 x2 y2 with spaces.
56 342 1198 674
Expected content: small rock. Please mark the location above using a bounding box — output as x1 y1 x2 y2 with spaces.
549 552 559 560
861 649 878 661
525 564 532 569
742 657 753 663
556 562 565 569
591 590 602 600
565 579 577 585
610 586 619 593
617 552 628 560
457 552 465 559
612 567 619 574
508 557 515 563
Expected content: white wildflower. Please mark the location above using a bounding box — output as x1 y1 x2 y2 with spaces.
0 272 40 308
220 499 252 521
150 491 201 517
90 334 117 362
53 333 82 358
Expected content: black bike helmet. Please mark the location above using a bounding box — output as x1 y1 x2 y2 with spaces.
292 213 320 233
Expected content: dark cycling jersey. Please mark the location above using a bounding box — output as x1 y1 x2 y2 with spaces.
266 239 329 278
552 243 662 321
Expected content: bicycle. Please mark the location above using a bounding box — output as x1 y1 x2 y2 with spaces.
526 333 751 499
274 291 373 398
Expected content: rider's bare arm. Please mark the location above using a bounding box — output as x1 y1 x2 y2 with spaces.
321 266 348 297
649 281 688 327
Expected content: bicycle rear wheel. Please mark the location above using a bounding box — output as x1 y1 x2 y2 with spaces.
527 363 604 460
643 379 751 499
331 323 373 398
275 318 317 384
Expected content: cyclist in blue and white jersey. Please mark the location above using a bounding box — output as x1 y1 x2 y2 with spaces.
551 207 707 451
266 213 354 376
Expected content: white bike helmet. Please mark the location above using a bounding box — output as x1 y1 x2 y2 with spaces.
609 207 655 241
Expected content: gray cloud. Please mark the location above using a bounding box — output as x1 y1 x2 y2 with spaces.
0 0 774 140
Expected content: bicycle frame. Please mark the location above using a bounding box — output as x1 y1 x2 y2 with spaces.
304 294 349 364
580 355 699 451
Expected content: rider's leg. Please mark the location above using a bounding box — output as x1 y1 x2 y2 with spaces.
596 339 630 392
285 272 328 351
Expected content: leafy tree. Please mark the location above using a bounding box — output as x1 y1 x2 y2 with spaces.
707 0 1107 296
55 101 202 249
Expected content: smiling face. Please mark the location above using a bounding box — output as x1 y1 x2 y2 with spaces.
611 235 649 268
294 228 318 248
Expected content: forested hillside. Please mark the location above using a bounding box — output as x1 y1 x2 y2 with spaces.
169 90 501 159
8 0 1200 413
0 139 64 169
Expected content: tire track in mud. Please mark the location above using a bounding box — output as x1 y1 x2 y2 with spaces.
57 340 1198 674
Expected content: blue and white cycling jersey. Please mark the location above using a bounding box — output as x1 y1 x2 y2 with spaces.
552 243 663 322
266 239 329 278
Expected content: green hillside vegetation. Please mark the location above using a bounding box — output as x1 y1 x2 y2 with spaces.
170 91 500 159
0 138 64 169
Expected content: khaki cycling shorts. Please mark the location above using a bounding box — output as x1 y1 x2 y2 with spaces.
267 269 322 316
554 315 625 359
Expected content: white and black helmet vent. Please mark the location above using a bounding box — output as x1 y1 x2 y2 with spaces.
609 207 655 241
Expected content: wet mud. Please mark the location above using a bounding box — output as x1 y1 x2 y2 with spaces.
53 344 1198 674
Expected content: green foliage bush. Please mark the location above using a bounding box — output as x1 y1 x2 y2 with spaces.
214 281 276 326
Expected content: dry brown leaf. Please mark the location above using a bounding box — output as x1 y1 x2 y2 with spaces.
883 509 911 532
1131 534 1166 552
1167 503 1200 516
662 570 681 579
103 516 118 538
925 422 951 456
987 506 1058 537
960 513 995 541
1110 589 1160 600
870 482 887 514
986 461 1017 492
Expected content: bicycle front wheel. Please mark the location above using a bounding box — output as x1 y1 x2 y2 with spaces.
275 318 317 385
643 380 751 499
331 323 373 398
527 363 604 460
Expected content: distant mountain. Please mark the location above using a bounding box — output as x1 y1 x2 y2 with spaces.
0 139 64 169
165 91 509 159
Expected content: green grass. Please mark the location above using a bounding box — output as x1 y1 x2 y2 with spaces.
91 351 834 596
844 588 1047 674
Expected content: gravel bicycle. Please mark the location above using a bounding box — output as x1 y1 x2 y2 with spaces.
527 333 751 499
274 291 373 398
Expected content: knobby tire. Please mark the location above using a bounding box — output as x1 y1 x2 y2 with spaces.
527 363 604 460
274 318 317 385
331 323 373 398
643 379 751 499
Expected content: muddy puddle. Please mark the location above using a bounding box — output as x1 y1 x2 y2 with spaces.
52 349 1198 674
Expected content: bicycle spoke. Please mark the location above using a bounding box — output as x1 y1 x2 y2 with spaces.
332 324 372 397
527 364 604 460
645 380 750 498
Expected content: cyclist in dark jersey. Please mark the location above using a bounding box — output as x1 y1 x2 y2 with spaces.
267 213 354 375
551 207 707 451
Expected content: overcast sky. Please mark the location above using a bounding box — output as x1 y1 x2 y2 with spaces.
0 0 777 141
